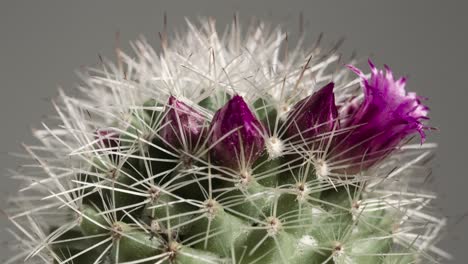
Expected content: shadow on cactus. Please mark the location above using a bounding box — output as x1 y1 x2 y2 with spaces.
4 18 449 264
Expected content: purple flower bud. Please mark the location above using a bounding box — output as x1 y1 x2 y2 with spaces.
95 128 120 162
333 60 429 172
285 82 338 141
95 128 119 150
209 95 266 170
159 96 207 151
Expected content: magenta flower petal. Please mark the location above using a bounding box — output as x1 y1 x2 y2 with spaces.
209 95 266 169
159 96 207 151
334 60 429 172
285 82 338 141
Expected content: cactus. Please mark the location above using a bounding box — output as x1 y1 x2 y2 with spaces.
5 18 449 264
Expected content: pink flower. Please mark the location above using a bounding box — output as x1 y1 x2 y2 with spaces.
331 60 429 172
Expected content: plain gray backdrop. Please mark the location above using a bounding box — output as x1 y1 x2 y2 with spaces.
0 0 467 263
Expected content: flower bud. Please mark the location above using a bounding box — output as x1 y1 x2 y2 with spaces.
95 128 120 162
95 128 119 150
159 96 207 152
209 95 266 170
334 60 429 172
285 82 338 141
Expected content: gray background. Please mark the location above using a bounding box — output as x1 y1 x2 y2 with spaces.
0 0 466 262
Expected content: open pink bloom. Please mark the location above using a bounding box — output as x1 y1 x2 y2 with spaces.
209 95 266 170
285 82 338 141
330 60 429 172
159 96 207 151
